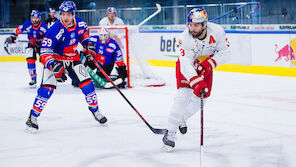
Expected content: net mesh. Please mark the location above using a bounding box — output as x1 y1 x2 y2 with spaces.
88 26 165 87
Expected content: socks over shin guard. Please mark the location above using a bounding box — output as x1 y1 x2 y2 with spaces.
79 80 98 109
27 59 36 81
31 86 54 116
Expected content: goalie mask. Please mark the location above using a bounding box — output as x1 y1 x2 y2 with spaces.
99 28 110 44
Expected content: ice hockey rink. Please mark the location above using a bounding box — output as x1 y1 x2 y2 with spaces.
1 62 296 167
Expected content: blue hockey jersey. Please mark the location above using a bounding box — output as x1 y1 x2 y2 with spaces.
15 20 47 47
40 17 90 67
87 36 125 66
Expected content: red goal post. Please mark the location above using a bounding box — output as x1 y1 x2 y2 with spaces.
88 26 165 88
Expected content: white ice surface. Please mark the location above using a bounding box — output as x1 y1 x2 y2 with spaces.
0 62 296 167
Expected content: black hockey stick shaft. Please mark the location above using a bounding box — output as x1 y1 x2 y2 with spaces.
92 58 167 134
200 92 204 167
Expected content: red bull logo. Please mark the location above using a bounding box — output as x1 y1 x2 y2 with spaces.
274 38 296 66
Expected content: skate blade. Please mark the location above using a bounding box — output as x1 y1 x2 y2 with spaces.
29 84 37 89
24 127 38 134
161 145 174 152
97 122 108 127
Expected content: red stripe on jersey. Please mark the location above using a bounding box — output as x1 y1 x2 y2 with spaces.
52 54 80 61
40 54 54 66
63 44 78 57
80 30 89 42
115 61 126 67
42 86 55 91
79 80 92 88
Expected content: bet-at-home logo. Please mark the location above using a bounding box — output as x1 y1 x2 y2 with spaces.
160 36 180 52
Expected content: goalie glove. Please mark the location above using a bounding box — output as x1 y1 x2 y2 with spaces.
197 56 217 77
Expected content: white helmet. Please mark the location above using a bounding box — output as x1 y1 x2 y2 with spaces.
99 27 110 44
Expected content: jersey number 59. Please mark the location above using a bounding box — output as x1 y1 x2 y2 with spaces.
42 38 52 47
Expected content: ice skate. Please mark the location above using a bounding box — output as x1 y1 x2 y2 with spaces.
89 107 107 124
179 121 187 134
29 80 37 88
25 114 38 134
162 131 176 152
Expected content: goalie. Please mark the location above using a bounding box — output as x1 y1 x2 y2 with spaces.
78 27 127 88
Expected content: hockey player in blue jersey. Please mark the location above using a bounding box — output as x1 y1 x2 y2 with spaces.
80 27 127 88
25 1 107 133
9 10 47 87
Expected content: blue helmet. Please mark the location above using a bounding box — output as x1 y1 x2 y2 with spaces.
107 7 117 15
59 1 77 14
187 8 208 26
31 10 41 19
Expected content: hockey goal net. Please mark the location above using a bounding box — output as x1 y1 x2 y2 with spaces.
88 26 165 88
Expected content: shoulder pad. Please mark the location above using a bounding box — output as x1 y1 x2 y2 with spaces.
40 27 47 33
90 37 98 42
108 43 116 49
78 21 87 28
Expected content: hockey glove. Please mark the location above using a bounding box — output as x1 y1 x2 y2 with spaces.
55 68 67 83
9 34 17 44
50 61 64 74
56 72 67 83
189 73 209 98
86 43 96 52
116 65 127 80
197 56 216 77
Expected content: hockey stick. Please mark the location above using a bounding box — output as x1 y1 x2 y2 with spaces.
92 58 168 134
200 92 204 167
137 3 162 27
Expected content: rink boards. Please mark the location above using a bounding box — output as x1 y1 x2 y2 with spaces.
0 28 296 77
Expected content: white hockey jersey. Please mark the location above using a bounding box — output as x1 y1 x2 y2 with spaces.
99 17 125 26
178 22 231 81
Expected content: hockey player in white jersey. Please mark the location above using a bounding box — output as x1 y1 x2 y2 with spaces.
99 7 125 26
162 8 231 151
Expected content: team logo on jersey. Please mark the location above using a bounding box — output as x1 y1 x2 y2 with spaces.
98 49 103 55
69 38 76 45
106 48 113 53
99 46 103 50
78 30 84 35
71 32 75 38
